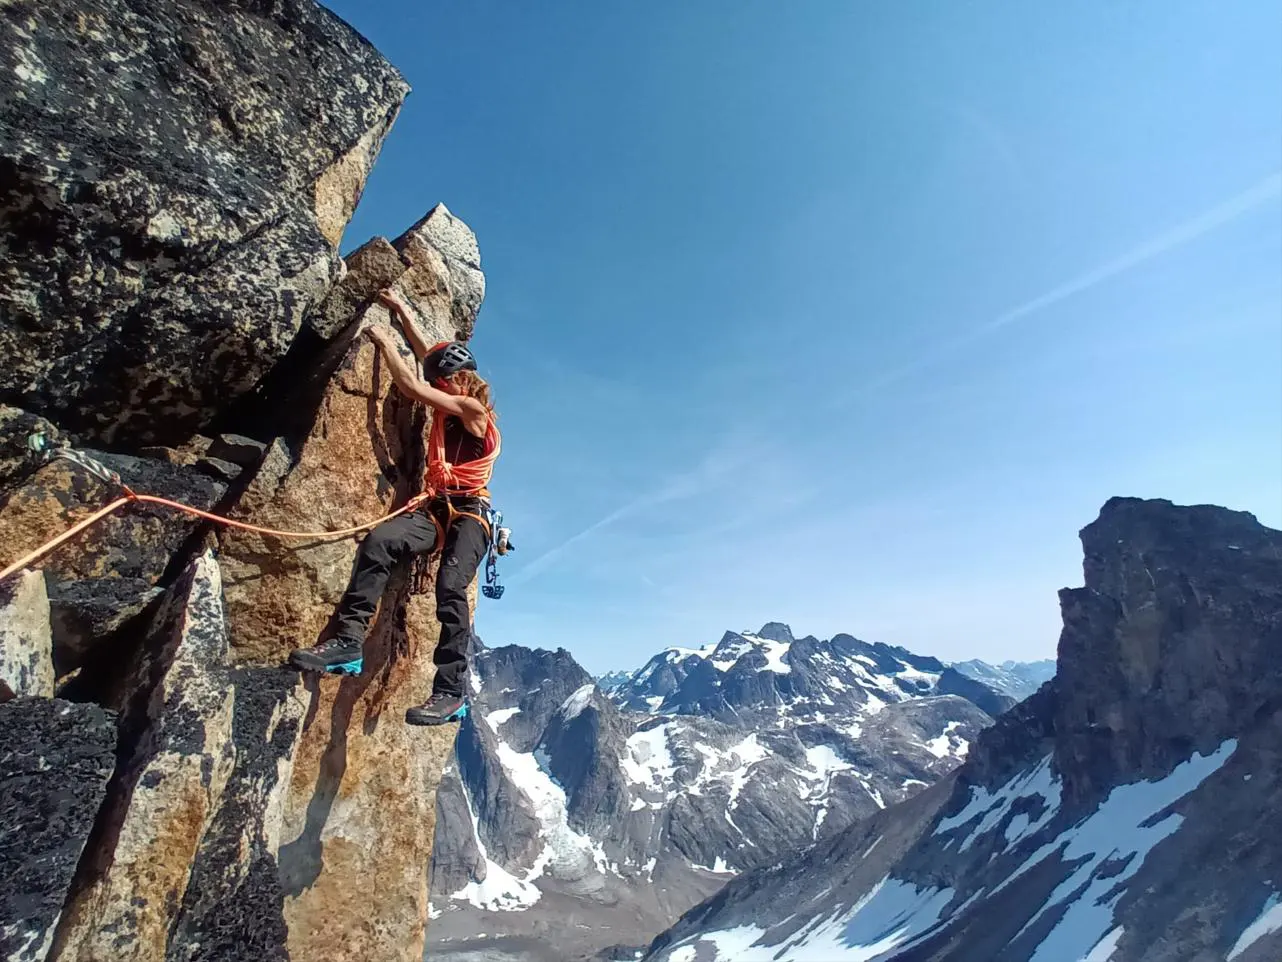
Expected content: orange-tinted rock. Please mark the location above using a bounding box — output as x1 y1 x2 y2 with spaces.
212 223 481 960
0 452 227 674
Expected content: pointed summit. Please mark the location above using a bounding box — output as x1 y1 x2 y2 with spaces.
755 622 794 643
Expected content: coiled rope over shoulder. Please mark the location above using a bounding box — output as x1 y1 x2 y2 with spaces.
424 408 501 498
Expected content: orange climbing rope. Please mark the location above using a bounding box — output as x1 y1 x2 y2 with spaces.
1 399 502 585
0 484 432 584
425 407 501 497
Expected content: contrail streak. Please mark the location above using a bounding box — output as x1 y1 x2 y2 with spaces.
980 171 1282 335
511 172 1282 586
835 170 1282 404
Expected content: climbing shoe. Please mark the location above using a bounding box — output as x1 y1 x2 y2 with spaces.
405 692 469 726
288 637 364 676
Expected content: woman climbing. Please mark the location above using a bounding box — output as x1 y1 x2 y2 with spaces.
288 288 501 727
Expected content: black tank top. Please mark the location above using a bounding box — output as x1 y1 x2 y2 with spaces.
443 414 487 466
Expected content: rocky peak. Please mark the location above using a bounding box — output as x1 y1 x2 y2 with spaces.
755 622 795 643
429 632 1001 962
1053 496 1282 807
641 498 1282 962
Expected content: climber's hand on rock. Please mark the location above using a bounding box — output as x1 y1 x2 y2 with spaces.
365 324 396 350
377 288 408 314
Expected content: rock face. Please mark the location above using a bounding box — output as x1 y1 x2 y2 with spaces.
0 569 54 697
0 0 408 447
0 450 228 674
426 628 1010 962
0 4 491 960
50 550 236 962
641 498 1282 962
0 698 117 962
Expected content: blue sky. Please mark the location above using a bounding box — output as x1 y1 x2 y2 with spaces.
322 0 1282 676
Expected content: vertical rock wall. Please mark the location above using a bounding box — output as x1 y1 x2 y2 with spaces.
0 3 489 960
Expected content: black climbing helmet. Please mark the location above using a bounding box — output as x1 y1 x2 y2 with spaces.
424 341 477 380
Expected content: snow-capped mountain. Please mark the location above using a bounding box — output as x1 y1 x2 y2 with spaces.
609 621 1018 721
641 498 1282 962
596 669 633 692
951 658 1055 700
427 625 1012 962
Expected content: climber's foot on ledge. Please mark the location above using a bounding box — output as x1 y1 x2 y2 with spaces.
289 637 364 676
406 692 468 726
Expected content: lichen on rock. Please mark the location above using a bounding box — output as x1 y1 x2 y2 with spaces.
0 0 410 447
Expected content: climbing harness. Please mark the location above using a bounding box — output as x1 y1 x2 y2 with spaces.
416 400 514 601
0 432 431 584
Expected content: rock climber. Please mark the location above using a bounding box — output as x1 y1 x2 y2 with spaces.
288 288 500 727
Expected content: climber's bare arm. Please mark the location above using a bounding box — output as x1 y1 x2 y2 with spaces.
365 327 489 436
376 289 431 360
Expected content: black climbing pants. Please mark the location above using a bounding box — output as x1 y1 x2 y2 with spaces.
332 498 490 697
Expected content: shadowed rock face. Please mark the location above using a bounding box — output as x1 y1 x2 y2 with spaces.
1053 497 1282 808
0 3 495 959
0 698 117 962
640 499 1282 962
0 0 408 447
0 451 227 673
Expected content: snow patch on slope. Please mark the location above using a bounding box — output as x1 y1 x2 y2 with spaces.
1004 739 1237 961
934 753 1061 852
622 723 678 802
450 759 542 912
558 683 595 721
654 876 957 961
1083 927 1125 962
1229 893 1282 960
488 706 520 727
495 739 608 878
741 631 792 674
924 720 967 759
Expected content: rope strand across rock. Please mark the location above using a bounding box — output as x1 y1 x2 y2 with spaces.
0 443 433 583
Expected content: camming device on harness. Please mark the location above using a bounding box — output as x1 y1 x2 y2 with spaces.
481 505 514 599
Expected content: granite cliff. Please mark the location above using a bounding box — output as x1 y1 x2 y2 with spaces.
1 2 484 959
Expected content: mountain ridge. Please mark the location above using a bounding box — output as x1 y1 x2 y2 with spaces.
427 624 1015 961
640 497 1282 962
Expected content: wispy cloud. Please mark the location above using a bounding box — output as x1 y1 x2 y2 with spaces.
831 170 1282 405
979 171 1282 335
946 101 1030 196
508 171 1282 589
505 497 647 588
506 425 770 588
